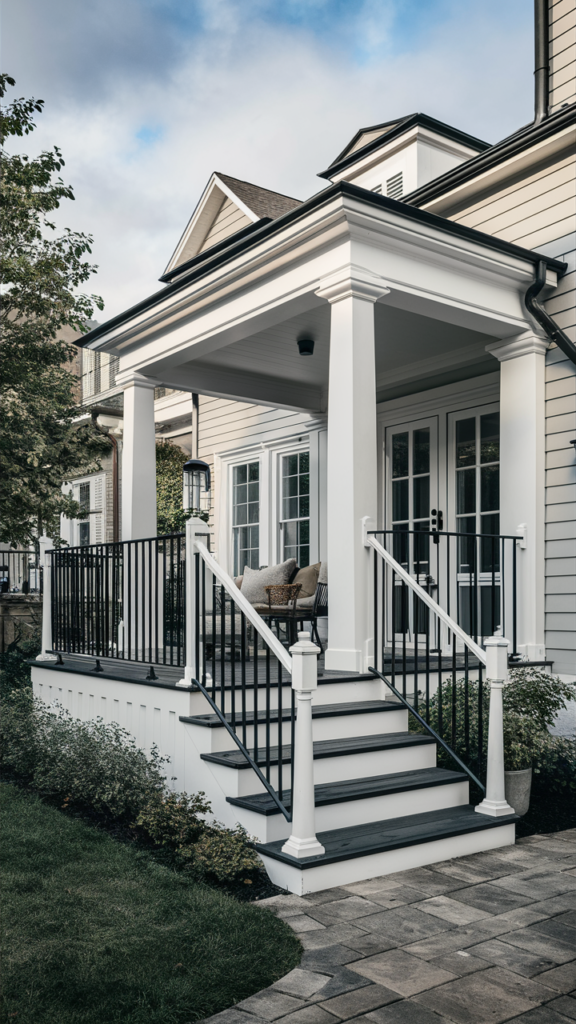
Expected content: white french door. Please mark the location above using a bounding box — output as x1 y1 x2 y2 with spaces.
384 418 439 642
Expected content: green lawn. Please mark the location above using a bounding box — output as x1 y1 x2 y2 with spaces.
0 784 301 1024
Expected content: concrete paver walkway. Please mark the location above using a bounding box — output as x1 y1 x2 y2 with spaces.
203 831 576 1024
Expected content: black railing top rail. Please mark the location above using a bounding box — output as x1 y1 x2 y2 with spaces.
369 529 518 541
0 548 38 555
369 666 486 794
50 533 185 555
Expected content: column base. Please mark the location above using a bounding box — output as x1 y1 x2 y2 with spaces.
36 652 58 662
475 799 515 817
324 647 363 674
516 644 546 662
177 666 195 688
281 835 326 859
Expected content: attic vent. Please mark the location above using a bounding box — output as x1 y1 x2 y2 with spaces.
386 172 403 200
371 184 382 194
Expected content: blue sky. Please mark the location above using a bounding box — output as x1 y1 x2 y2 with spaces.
4 0 535 318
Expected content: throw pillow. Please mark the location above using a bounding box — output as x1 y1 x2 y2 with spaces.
292 562 320 599
240 558 297 605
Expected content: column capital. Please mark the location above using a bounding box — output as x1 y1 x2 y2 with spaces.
486 331 549 362
116 369 161 390
316 264 390 304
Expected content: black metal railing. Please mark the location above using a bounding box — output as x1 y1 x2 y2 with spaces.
369 528 517 791
192 548 294 819
0 550 43 595
51 535 186 665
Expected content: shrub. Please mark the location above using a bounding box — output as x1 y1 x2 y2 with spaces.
136 792 261 883
505 667 576 730
0 625 40 699
1 693 166 819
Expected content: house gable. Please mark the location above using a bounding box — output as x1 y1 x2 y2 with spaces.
164 172 302 275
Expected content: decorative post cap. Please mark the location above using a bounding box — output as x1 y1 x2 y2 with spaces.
485 634 509 682
289 631 320 691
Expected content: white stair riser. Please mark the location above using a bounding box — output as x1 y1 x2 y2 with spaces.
184 708 410 754
188 678 384 715
259 823 516 895
232 779 470 843
219 742 438 796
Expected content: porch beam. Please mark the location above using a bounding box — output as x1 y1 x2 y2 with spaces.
153 363 323 413
318 265 390 673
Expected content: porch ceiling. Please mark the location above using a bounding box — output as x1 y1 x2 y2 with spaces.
153 301 496 412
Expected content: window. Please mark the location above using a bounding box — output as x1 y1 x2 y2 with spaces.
280 452 310 567
78 483 91 546
232 462 259 575
386 172 403 200
455 412 500 556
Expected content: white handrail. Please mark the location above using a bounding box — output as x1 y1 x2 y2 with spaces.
195 540 292 674
367 533 486 665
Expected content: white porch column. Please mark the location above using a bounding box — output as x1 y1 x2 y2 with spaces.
486 332 548 660
119 372 158 540
316 267 389 673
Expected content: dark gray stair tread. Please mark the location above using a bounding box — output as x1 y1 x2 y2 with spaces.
228 767 467 815
200 731 435 768
181 700 403 728
33 653 187 688
256 805 518 867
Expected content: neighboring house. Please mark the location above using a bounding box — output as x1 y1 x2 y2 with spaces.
43 0 575 892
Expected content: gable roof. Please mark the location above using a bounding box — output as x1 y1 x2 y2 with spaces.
318 113 490 180
164 172 302 276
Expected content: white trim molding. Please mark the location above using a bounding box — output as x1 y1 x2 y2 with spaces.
316 264 391 304
486 331 549 362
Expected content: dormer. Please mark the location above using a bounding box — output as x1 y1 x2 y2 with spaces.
164 172 301 277
317 113 490 199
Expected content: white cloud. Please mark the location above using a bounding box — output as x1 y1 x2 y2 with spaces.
4 0 534 319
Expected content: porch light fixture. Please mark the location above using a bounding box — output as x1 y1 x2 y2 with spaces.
183 458 211 512
297 337 315 356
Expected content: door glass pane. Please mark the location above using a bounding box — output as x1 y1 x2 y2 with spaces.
457 468 476 514
456 418 476 466
280 451 310 567
392 433 409 477
413 429 430 475
480 412 499 464
481 465 499 511
413 475 429 520
233 462 259 574
393 479 409 522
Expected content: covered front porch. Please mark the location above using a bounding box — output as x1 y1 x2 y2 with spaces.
85 183 562 670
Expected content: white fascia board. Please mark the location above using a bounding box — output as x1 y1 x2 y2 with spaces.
420 124 576 215
164 173 221 274
212 174 260 223
87 192 551 376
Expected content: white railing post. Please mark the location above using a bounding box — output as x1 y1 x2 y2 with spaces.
281 632 325 859
476 635 515 817
178 517 211 687
36 538 57 662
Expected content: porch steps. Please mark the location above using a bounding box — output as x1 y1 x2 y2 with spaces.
201 732 436 770
227 767 468 814
180 699 402 727
256 805 517 894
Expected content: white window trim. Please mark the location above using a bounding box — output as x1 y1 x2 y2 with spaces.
68 473 106 547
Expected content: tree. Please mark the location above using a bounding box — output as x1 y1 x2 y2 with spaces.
0 74 108 546
156 440 209 535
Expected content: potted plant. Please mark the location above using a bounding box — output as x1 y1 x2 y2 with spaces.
503 714 538 816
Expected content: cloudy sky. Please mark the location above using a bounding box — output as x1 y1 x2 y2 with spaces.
5 0 536 321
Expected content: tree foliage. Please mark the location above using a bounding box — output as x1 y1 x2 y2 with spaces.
0 74 107 545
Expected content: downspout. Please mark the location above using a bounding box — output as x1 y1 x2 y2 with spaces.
192 393 199 459
534 0 549 124
91 408 120 543
525 260 576 366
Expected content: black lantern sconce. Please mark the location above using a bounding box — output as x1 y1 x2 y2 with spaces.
297 337 315 356
183 459 211 513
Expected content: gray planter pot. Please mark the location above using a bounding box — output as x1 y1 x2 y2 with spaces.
505 767 532 816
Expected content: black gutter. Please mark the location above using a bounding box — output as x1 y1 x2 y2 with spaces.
526 260 576 366
405 103 576 209
534 0 549 125
317 112 490 181
75 180 566 350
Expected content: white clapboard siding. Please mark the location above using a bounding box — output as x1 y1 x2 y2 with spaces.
549 1 576 113
197 395 324 458
198 197 252 253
